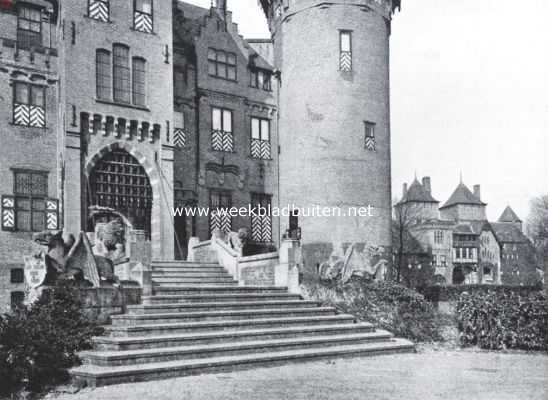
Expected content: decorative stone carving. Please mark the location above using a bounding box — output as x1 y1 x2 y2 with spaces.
319 243 388 283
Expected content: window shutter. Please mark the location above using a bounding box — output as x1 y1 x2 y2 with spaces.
45 198 59 230
2 196 16 231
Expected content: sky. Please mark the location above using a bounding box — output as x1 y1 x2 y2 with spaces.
183 0 548 223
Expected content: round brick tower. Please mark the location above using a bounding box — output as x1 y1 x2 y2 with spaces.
260 0 401 273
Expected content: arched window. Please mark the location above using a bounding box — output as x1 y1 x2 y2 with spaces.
113 44 130 103
96 49 111 100
132 57 146 106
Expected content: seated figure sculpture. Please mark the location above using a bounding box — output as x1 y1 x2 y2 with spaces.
32 220 125 288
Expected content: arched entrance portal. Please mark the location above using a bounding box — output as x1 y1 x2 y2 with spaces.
88 149 153 237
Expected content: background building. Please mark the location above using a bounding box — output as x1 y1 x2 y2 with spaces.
395 176 538 286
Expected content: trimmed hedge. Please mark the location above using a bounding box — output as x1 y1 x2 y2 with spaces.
456 290 548 350
420 284 543 303
0 282 103 395
303 279 445 343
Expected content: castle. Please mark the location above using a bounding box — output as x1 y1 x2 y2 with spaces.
395 176 539 286
0 0 401 311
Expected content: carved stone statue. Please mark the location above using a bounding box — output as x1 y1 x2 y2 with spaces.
227 228 249 255
32 227 122 288
319 242 388 284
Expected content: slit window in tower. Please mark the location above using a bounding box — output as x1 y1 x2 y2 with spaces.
339 30 352 72
364 121 376 151
134 0 153 33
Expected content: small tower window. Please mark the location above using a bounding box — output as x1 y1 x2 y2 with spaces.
339 31 352 72
134 0 153 33
364 121 376 151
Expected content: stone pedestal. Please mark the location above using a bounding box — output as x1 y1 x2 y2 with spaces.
279 239 302 294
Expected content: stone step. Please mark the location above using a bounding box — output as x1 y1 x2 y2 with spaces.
127 300 321 314
153 282 240 289
142 293 302 305
151 261 221 268
152 269 232 278
151 266 226 273
111 307 338 326
106 314 357 337
71 339 415 387
152 277 236 284
152 286 288 296
93 323 376 351
81 331 394 367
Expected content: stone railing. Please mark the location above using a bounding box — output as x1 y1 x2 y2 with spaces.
188 235 301 293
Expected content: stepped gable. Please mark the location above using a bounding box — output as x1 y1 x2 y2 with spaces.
175 1 273 70
70 259 414 386
440 182 486 209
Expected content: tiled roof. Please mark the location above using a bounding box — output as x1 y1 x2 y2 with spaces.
491 223 529 244
440 183 486 209
400 179 439 204
498 206 522 223
453 224 477 235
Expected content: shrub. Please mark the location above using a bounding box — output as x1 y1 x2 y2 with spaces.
0 282 103 395
421 283 543 303
456 290 548 351
302 278 445 342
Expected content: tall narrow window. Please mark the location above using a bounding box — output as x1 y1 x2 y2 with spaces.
13 82 46 128
88 0 109 22
113 44 130 103
364 121 376 151
96 50 111 100
339 30 352 72
173 111 186 148
132 57 146 106
211 107 234 152
250 117 271 159
134 0 153 33
251 193 272 243
17 6 42 49
208 48 237 81
209 190 232 235
13 171 48 232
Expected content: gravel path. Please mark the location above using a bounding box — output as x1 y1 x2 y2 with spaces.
46 350 548 400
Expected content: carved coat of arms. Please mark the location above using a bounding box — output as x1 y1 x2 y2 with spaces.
23 254 47 288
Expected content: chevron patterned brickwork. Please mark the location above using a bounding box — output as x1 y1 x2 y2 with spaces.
251 139 271 159
89 0 109 22
173 128 186 148
134 11 153 33
339 51 352 72
211 129 234 152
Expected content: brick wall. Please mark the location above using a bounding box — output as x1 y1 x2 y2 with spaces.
268 0 394 272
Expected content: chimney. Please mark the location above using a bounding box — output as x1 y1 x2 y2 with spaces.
473 185 481 200
422 177 431 194
402 183 408 198
212 0 227 12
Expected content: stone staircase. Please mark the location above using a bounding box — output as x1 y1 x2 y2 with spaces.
70 261 414 386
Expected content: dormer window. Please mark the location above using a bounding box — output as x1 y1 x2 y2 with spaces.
250 69 272 91
17 6 42 49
